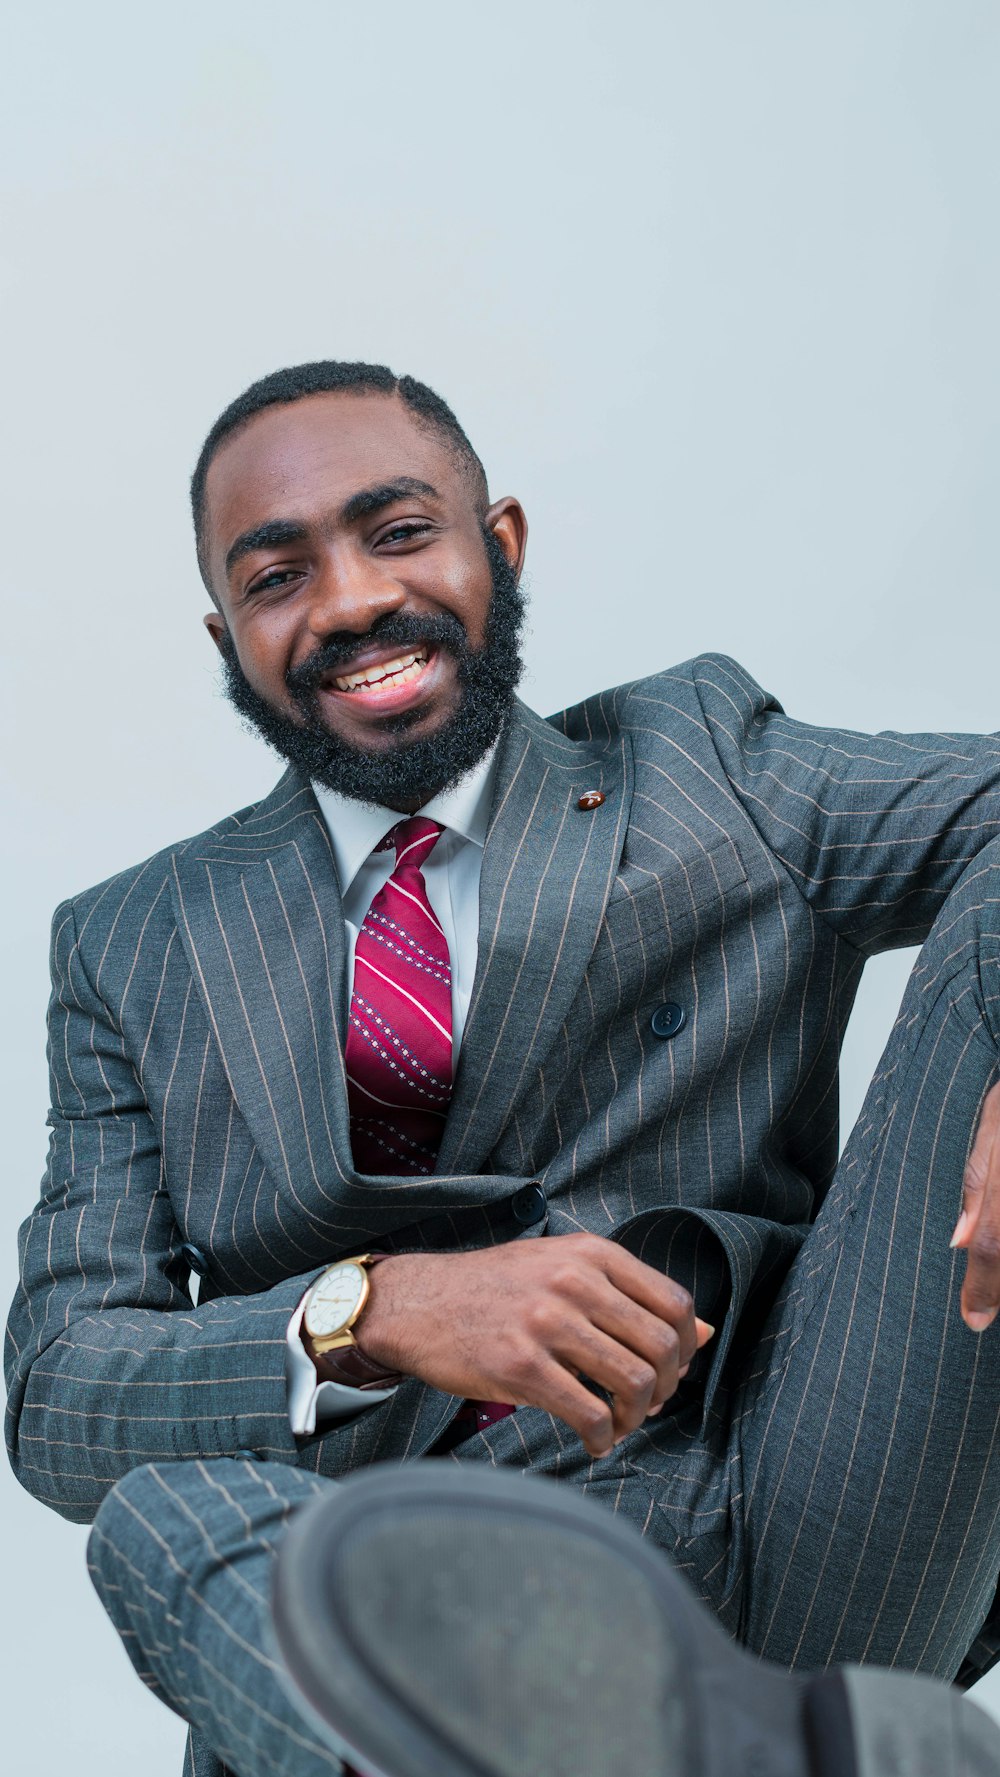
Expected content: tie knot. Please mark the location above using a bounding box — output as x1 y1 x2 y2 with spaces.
377 815 444 871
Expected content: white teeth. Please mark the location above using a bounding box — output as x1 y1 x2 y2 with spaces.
333 650 428 693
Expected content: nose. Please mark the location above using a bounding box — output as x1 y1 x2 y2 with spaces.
304 545 407 642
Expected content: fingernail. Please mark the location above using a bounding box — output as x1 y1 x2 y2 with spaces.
695 1318 716 1343
965 1307 998 1333
950 1210 973 1249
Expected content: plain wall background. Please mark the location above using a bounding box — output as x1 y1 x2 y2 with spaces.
2 2 999 1768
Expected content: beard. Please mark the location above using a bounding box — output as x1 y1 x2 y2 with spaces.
216 527 527 809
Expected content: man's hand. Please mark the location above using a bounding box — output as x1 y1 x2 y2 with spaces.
951 1078 1000 1330
356 1233 714 1457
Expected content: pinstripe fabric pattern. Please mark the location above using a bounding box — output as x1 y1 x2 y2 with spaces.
10 653 1000 1777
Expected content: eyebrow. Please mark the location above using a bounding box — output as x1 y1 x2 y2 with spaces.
223 478 442 580
225 519 308 579
339 477 440 525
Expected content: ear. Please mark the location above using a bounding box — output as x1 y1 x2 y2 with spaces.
203 612 228 654
485 497 528 582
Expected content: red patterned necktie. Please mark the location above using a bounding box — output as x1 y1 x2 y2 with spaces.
346 816 453 1176
345 815 513 1450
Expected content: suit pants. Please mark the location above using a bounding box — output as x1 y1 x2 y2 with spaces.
88 840 1000 1777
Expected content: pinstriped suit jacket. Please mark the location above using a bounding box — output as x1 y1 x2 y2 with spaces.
7 653 1000 1526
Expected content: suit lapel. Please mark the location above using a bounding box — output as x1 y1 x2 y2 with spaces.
170 770 357 1241
169 702 632 1245
436 699 634 1174
167 764 520 1250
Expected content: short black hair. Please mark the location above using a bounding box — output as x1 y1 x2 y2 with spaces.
190 359 489 593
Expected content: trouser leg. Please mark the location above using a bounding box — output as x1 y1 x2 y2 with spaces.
734 838 1000 1677
88 1455 345 1777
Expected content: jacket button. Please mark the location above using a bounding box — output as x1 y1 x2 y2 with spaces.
180 1241 210 1278
511 1184 547 1225
651 1002 687 1039
577 791 605 811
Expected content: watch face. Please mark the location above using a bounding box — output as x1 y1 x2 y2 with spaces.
305 1262 367 1338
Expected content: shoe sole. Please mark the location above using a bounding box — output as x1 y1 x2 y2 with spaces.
270 1464 1000 1777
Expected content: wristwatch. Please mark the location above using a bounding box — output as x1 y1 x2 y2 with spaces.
301 1253 402 1390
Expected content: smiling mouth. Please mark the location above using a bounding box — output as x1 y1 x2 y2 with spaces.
326 648 432 696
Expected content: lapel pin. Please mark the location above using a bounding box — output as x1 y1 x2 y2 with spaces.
577 791 605 811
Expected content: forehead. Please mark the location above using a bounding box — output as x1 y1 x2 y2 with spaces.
204 392 466 559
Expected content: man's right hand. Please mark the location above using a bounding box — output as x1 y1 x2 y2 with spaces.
356 1233 715 1458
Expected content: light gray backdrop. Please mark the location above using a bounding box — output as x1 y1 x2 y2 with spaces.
3 2 999 1769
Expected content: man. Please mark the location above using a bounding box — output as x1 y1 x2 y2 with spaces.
7 358 1000 1777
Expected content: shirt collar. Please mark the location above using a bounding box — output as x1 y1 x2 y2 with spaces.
312 742 500 898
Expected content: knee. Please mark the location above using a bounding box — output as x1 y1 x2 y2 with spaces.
916 843 1000 1047
88 1461 187 1622
90 1454 211 1546
89 1458 246 1617
90 1459 171 1558
968 836 1000 1002
89 1456 327 1614
940 839 1000 941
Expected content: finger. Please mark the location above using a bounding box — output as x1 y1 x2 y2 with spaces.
594 1243 700 1351
584 1273 716 1404
587 1281 685 1400
587 1285 711 1411
952 1079 1000 1251
526 1355 619 1458
962 1181 1000 1331
555 1318 664 1441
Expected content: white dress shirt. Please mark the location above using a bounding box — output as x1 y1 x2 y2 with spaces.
285 745 499 1435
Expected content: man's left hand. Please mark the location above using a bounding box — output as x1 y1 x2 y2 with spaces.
951 1078 1000 1330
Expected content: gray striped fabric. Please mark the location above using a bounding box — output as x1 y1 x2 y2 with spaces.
10 652 1000 1776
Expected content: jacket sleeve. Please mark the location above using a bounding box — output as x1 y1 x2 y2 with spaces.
693 655 1000 955
4 897 318 1525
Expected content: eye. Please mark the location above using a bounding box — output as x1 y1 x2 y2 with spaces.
378 520 433 546
247 566 300 597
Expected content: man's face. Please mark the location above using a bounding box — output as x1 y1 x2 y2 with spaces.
202 392 528 809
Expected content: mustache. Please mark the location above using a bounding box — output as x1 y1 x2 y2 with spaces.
285 611 470 701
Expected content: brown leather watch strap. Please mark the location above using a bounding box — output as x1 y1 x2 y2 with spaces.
312 1343 403 1390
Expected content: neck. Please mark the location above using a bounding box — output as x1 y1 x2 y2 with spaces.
385 775 456 815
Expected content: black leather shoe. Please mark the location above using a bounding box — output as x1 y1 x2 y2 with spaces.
271 1464 1000 1777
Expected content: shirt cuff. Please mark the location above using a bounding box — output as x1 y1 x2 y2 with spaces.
285 1289 398 1436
